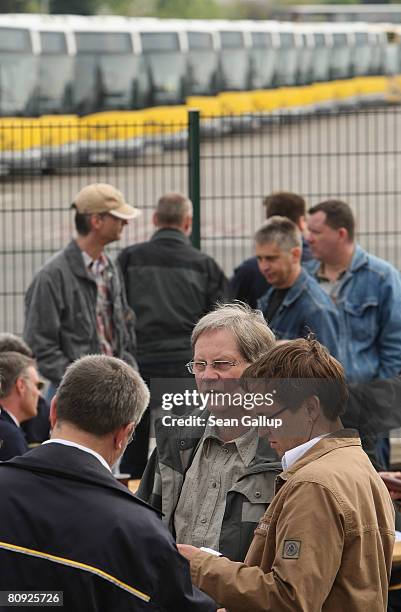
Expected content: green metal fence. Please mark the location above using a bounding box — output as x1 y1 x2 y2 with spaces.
1 107 401 335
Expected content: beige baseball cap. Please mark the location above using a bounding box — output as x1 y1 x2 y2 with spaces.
72 183 140 220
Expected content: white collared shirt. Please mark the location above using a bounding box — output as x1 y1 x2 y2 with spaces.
42 439 111 472
281 435 325 471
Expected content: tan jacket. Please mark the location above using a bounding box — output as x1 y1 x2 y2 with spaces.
190 431 395 612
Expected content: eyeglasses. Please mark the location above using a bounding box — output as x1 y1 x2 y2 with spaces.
186 360 243 375
19 376 45 392
127 429 136 445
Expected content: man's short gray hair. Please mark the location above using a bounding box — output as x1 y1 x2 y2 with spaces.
56 355 150 436
191 303 275 362
0 352 35 398
255 215 302 251
156 193 193 226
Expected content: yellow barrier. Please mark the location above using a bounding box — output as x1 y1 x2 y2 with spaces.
1 77 401 153
217 91 255 116
186 96 223 118
79 111 146 142
251 89 286 112
141 106 188 136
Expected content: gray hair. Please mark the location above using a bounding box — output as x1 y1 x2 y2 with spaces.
255 215 302 251
156 192 193 226
0 352 35 398
56 355 150 436
0 333 33 357
191 303 275 362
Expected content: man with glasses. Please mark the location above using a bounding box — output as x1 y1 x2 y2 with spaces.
0 351 43 460
24 183 139 403
137 303 282 563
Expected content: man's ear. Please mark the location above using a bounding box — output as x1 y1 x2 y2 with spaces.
305 395 320 422
338 227 349 242
183 214 193 236
113 423 134 451
50 396 58 429
291 246 302 263
15 376 26 397
152 211 159 227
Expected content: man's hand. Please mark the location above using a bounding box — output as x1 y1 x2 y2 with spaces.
379 471 401 500
177 543 200 562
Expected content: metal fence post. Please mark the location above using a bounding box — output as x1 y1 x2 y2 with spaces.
188 109 201 249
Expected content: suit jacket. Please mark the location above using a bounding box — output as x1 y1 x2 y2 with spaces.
0 407 28 461
0 443 216 612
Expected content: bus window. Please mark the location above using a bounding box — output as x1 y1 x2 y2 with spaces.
0 27 38 116
76 32 132 53
140 31 186 105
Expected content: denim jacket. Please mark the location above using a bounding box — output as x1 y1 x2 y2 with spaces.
306 245 401 381
257 268 340 359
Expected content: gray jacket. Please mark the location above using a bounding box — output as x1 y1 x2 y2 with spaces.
137 412 282 562
24 240 137 385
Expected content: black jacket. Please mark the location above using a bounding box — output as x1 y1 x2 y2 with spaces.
118 229 230 364
0 407 28 461
0 443 216 612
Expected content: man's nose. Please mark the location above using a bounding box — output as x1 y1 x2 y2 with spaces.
200 364 220 380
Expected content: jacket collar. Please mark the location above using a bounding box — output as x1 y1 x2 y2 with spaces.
151 228 190 245
64 240 97 281
0 407 19 428
348 244 368 273
308 244 367 277
278 429 361 485
0 442 158 513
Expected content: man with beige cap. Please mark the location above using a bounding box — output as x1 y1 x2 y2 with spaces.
24 183 139 401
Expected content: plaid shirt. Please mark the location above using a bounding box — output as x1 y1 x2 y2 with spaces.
83 251 114 356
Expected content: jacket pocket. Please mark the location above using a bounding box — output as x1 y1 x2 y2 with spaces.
343 299 378 342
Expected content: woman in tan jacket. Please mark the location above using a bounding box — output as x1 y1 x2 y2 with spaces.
179 338 395 612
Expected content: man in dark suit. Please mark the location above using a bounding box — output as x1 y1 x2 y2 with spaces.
0 351 42 461
0 333 50 444
0 354 216 612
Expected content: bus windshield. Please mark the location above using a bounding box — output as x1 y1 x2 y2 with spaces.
275 32 297 86
186 31 218 96
73 31 147 114
140 32 186 105
0 27 38 116
219 31 249 90
249 31 276 88
330 33 351 79
38 31 74 114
